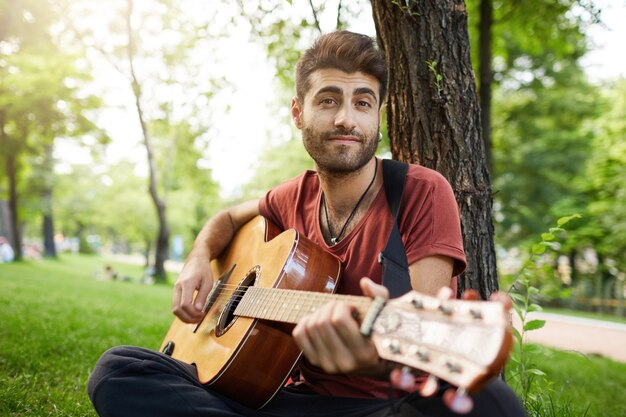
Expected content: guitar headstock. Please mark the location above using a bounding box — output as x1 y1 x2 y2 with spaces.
370 291 513 394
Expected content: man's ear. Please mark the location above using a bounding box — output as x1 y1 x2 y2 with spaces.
291 97 303 129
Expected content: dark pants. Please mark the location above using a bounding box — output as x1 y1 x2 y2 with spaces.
87 346 527 417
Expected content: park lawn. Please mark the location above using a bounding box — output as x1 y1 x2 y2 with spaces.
0 255 173 417
1 255 626 416
506 345 626 417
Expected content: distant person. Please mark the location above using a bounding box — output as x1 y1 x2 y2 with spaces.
104 265 118 281
0 236 14 263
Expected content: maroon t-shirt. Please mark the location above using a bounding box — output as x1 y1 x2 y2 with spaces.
259 162 467 398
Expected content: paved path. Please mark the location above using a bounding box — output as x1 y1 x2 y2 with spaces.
512 312 626 362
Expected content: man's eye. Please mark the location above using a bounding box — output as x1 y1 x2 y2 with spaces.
357 100 372 108
320 98 336 105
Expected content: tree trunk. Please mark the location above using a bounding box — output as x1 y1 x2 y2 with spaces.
42 144 56 257
42 212 56 257
478 0 493 176
6 155 22 261
144 238 152 269
371 0 498 298
568 250 577 284
126 0 169 281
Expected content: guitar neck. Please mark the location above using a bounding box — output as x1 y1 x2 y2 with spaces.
234 287 372 324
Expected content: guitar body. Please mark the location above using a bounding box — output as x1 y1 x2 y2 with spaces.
160 216 342 408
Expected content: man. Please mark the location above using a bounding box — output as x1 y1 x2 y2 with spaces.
88 31 526 416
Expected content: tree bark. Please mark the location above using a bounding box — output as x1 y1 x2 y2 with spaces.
126 0 170 281
478 0 493 176
371 0 498 298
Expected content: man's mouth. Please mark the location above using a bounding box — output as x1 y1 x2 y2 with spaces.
329 135 360 143
325 130 363 144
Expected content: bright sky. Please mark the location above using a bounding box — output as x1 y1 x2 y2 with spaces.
579 0 626 81
55 1 626 197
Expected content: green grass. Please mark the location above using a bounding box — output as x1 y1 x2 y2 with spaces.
543 307 626 325
0 255 173 416
1 255 625 416
506 345 626 417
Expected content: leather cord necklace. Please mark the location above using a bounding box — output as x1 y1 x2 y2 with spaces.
322 158 378 245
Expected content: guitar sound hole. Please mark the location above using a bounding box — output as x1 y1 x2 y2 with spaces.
215 266 259 337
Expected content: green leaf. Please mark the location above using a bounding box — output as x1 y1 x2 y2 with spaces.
541 232 555 241
531 244 546 255
509 292 525 303
511 327 522 342
527 303 543 313
556 214 582 227
524 319 546 331
522 344 543 354
526 368 547 376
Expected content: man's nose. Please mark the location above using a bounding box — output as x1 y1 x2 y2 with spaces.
334 105 357 131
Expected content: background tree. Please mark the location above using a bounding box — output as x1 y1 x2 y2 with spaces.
61 0 223 279
469 0 600 176
371 0 497 297
0 0 104 260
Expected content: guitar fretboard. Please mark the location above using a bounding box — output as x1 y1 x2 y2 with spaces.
234 287 373 324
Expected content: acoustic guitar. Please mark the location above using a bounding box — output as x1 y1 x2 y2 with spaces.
160 216 512 409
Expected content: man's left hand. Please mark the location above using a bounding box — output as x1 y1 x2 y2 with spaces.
292 277 389 375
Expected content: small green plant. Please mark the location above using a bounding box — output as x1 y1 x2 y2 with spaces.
503 214 583 415
425 60 443 94
391 0 421 17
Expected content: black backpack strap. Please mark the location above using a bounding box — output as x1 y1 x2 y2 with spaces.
379 159 412 298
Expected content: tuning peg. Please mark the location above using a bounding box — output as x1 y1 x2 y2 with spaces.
419 374 439 397
443 387 474 414
437 287 454 300
411 296 424 309
390 366 416 390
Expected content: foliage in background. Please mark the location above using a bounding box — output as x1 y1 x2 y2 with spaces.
502 215 584 416
0 0 107 259
1 0 625 298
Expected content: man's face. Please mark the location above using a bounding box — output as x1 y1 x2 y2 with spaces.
292 68 382 174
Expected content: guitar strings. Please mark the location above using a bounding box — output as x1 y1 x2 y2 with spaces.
196 284 375 318
200 286 371 310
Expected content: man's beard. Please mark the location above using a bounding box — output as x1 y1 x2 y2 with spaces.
302 125 379 175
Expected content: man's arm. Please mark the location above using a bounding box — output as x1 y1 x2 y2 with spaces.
409 255 454 296
172 200 259 323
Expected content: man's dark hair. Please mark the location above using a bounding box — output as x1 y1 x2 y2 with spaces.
295 31 387 106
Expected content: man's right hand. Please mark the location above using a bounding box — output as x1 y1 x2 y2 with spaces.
170 200 261 323
172 252 214 323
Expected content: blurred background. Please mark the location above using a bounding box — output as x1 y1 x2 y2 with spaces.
1 0 624 311
1 1 626 416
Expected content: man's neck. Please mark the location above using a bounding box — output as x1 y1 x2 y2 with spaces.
318 158 382 216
